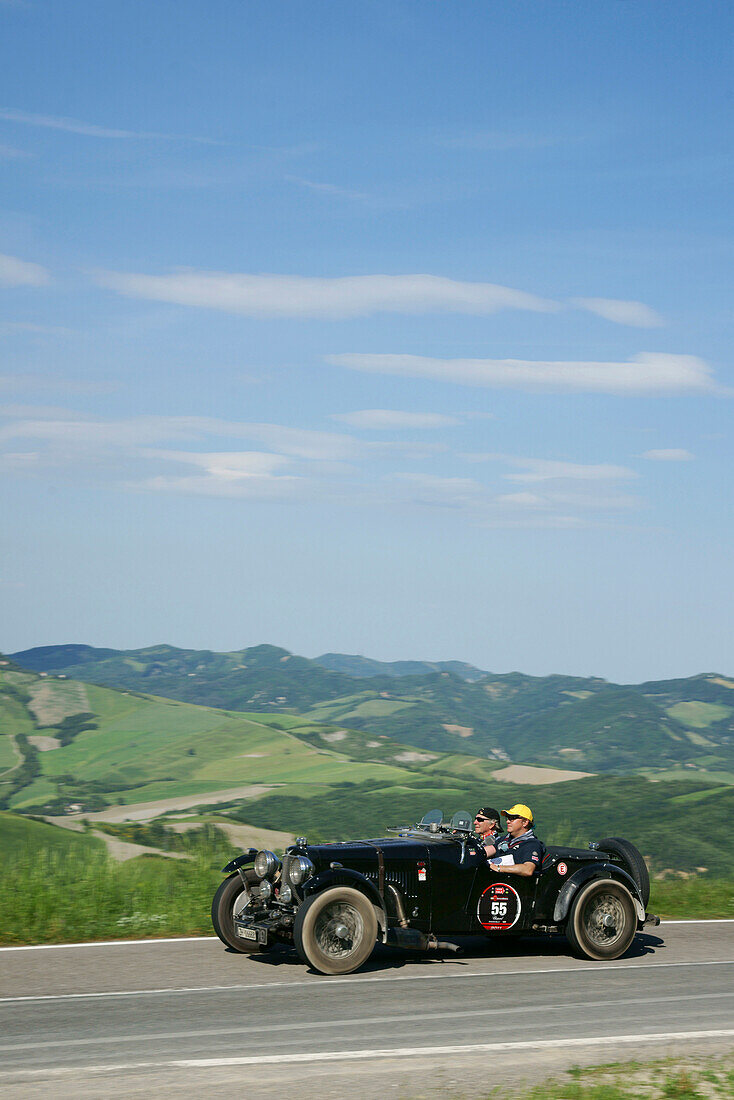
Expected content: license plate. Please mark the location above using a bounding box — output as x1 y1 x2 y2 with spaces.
236 926 257 941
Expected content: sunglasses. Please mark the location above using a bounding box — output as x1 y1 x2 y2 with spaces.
504 814 525 821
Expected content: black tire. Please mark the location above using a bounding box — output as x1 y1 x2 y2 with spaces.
293 886 378 975
211 871 269 954
598 837 650 908
567 878 637 961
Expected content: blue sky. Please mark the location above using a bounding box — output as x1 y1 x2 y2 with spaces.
1 1 732 681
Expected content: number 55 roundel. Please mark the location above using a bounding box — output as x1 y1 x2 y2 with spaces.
477 882 522 931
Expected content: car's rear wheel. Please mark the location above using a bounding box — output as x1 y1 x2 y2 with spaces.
567 878 637 961
211 871 270 953
598 837 650 907
294 886 378 975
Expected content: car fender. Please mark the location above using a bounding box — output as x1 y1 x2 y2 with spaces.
553 863 644 924
303 868 388 939
221 849 258 874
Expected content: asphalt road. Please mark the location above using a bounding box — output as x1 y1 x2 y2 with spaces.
1 922 733 1099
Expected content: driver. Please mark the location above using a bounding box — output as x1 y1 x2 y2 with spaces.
484 804 544 877
474 807 502 850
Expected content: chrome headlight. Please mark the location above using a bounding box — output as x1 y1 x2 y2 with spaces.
289 856 314 886
254 850 280 879
258 878 273 901
279 883 293 904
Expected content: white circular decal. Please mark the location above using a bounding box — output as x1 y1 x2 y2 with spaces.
477 883 522 931
557 861 568 876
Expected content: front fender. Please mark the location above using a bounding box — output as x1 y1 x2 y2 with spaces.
553 863 644 923
221 849 257 874
303 868 387 938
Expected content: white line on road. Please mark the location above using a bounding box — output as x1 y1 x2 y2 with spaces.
0 936 217 952
1 918 732 952
2 990 732 1053
2 1029 734 1079
2 958 733 1005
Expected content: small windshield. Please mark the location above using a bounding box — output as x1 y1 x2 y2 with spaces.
450 809 473 831
419 809 443 826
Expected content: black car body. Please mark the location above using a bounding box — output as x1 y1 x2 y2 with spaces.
211 809 659 975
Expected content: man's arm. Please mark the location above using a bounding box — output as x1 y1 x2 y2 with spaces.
488 860 535 877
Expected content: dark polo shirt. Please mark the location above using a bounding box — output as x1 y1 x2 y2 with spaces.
491 829 544 872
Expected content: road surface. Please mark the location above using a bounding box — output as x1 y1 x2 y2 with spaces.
1 922 733 1098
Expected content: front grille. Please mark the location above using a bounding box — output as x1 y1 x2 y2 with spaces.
364 867 419 904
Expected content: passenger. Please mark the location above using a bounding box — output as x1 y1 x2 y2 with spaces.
473 807 502 851
485 804 544 877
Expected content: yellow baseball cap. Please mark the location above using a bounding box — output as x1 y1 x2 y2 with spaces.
503 804 533 822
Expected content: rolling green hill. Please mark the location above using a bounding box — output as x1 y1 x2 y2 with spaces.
0 663 504 815
10 644 734 776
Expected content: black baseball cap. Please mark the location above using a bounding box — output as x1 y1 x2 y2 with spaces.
476 807 500 822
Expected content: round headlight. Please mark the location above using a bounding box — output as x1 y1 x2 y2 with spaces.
258 878 272 901
254 850 280 879
289 856 314 885
279 884 293 904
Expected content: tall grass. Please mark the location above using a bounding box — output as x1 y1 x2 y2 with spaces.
2 843 223 944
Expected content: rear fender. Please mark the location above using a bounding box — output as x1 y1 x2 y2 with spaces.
221 849 257 874
303 868 387 941
553 863 644 923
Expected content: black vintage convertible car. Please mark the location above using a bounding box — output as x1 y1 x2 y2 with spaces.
211 809 659 975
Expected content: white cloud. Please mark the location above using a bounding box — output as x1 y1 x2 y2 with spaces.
0 142 29 159
641 448 694 461
499 458 637 483
572 297 664 328
133 449 300 498
95 270 557 319
331 409 458 430
286 176 372 202
496 492 546 507
329 352 715 395
0 253 49 287
0 107 214 143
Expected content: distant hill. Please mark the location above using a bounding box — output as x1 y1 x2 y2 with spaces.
9 644 734 776
0 661 504 816
314 653 488 681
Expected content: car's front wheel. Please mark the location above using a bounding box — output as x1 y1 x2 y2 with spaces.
566 878 637 961
211 871 270 953
294 886 378 975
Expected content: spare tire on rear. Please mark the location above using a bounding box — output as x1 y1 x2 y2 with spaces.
597 837 650 907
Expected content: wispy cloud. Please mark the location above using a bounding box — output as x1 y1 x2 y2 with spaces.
0 142 29 159
133 450 300 499
0 107 216 144
0 252 49 287
640 448 694 461
331 409 459 430
572 297 664 328
490 457 638 483
285 176 372 202
438 130 559 151
95 270 558 319
329 352 716 395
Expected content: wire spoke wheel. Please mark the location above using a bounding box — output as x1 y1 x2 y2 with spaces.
567 878 637 961
294 886 378 975
582 891 627 950
313 902 365 960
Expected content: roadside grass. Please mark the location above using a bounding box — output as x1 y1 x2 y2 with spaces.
497 1054 734 1100
0 813 230 944
650 877 734 919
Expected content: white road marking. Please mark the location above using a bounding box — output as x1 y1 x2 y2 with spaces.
0 936 216 952
2 990 732 1053
0 917 732 952
2 958 733 1005
2 1030 734 1079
